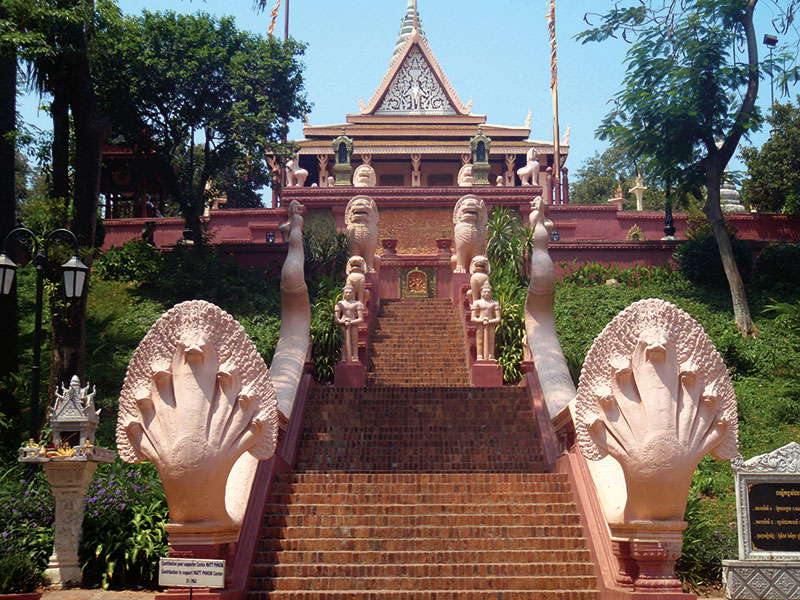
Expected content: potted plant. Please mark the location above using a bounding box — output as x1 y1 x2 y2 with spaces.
435 227 452 255
0 546 44 600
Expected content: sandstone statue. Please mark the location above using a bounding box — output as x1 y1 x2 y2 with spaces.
517 148 540 186
353 164 377 187
471 280 501 361
285 153 308 187
335 283 365 363
451 194 488 273
467 255 491 306
345 195 381 273
574 298 738 522
345 255 369 305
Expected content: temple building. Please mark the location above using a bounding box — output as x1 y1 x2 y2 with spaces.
292 1 565 191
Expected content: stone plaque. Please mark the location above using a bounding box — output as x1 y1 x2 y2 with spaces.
748 482 800 553
733 442 800 561
724 444 800 599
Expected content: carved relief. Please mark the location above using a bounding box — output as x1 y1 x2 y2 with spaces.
575 298 738 521
117 300 278 529
451 195 488 273
377 48 456 115
345 195 381 273
407 269 427 295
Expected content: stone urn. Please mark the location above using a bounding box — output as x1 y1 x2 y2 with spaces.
435 239 452 255
381 238 398 255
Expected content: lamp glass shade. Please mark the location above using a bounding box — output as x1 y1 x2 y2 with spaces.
61 255 89 298
0 252 17 295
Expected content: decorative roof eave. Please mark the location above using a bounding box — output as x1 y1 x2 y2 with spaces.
296 140 566 157
362 28 469 116
301 122 533 141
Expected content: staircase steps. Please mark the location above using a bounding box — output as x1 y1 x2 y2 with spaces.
366 298 470 386
245 296 599 599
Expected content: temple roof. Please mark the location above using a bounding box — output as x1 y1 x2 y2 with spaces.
298 2 569 159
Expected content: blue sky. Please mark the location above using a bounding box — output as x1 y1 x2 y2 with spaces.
18 0 794 176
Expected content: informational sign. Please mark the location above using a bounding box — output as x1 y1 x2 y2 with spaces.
158 558 226 588
748 482 800 553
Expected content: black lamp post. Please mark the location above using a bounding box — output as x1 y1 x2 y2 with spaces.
0 227 89 439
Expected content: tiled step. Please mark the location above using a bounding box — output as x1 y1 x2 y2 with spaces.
253 591 601 600
253 549 593 565
254 562 596 578
367 299 470 386
256 575 599 592
258 536 592 553
263 503 579 517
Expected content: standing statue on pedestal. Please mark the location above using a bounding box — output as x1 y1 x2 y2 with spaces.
335 283 365 363
471 280 501 361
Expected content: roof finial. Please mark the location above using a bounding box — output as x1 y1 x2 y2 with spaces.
394 0 424 56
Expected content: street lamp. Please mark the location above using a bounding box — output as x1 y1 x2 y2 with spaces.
0 227 89 438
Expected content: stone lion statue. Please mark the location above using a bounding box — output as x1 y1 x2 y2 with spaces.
451 194 488 273
345 195 381 273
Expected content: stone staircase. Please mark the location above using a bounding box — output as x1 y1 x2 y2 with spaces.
246 298 600 599
367 298 470 386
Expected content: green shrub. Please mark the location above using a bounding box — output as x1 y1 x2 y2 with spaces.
0 464 54 572
675 493 737 589
80 461 168 589
94 239 165 284
0 546 45 593
674 235 752 287
310 279 343 384
757 243 800 288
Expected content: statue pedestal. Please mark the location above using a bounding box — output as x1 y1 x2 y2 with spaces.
471 360 503 387
334 361 366 387
471 163 491 186
451 273 470 307
609 521 686 595
42 461 100 587
165 522 239 560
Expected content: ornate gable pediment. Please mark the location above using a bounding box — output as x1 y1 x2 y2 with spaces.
363 29 468 117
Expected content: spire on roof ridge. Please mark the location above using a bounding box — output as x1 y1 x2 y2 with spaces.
393 0 424 57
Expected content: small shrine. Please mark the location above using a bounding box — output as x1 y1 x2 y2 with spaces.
19 375 114 587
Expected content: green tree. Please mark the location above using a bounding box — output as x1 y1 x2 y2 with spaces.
571 144 666 210
741 97 800 214
578 0 798 336
2 0 109 435
90 9 309 241
0 2 19 446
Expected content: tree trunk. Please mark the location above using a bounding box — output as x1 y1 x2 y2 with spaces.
51 79 70 204
0 4 20 445
704 170 757 337
48 0 108 393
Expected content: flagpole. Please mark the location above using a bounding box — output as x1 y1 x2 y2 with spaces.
547 0 561 204
284 0 289 41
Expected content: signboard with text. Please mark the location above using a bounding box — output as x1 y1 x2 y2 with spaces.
158 558 226 588
733 442 800 560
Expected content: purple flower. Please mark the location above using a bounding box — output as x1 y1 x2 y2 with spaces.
1 532 8 538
